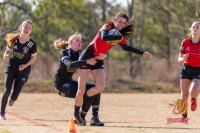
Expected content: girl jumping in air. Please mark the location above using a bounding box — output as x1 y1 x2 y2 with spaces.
74 12 153 124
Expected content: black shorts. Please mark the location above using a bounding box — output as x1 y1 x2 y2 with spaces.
79 45 104 70
180 64 200 80
54 80 95 98
5 60 31 83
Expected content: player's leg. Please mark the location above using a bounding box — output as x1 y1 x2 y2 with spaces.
90 93 104 126
0 73 15 120
74 46 94 126
179 65 191 118
86 68 105 96
9 67 30 106
189 79 200 111
80 82 95 121
74 69 89 126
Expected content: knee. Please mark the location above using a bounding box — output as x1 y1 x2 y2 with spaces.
190 89 199 97
3 90 11 97
96 86 105 93
76 89 85 97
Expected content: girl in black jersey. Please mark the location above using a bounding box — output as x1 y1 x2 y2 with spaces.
0 20 37 120
54 33 106 126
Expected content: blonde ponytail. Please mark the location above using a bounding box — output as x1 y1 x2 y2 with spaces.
54 39 68 49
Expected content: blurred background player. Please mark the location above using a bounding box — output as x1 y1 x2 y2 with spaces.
0 20 37 120
178 21 200 118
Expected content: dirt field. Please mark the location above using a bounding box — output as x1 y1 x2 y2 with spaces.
0 93 200 133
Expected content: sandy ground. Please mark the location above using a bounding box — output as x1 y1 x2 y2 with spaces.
0 93 200 133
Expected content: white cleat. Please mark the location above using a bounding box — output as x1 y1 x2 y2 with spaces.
0 114 6 120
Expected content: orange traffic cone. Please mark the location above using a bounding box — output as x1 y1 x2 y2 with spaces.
68 116 77 133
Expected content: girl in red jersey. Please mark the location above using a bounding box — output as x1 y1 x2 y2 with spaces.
178 21 200 118
74 12 153 124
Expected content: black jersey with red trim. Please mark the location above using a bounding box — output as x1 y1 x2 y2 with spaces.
8 38 37 65
54 48 87 85
180 38 200 67
88 22 143 56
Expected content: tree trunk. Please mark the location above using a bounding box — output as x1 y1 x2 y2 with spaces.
44 5 51 77
102 0 110 80
127 0 135 78
128 0 146 78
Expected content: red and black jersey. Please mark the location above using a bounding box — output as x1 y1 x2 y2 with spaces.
88 22 126 56
88 22 144 56
7 38 37 65
180 38 200 67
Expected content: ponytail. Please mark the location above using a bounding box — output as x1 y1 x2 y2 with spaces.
54 39 68 49
5 33 20 48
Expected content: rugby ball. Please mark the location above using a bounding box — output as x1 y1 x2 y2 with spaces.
107 29 122 44
108 29 121 36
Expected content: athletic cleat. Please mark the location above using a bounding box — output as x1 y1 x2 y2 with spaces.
182 106 188 118
182 113 187 118
74 115 86 126
9 99 15 106
191 98 197 111
74 119 78 124
90 117 104 126
74 117 85 125
0 114 6 120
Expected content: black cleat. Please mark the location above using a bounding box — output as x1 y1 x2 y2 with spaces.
74 115 86 126
182 113 187 118
9 99 15 106
90 117 104 126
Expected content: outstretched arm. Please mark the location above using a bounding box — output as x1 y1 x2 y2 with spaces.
120 44 144 55
120 44 152 59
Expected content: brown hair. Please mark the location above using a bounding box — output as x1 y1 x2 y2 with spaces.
5 19 33 48
109 12 135 39
188 21 200 38
54 32 81 49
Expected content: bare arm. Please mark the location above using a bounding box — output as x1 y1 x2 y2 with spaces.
3 48 11 63
19 54 37 71
178 53 189 63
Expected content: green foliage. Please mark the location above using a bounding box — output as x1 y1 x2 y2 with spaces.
1 0 200 58
0 0 200 82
